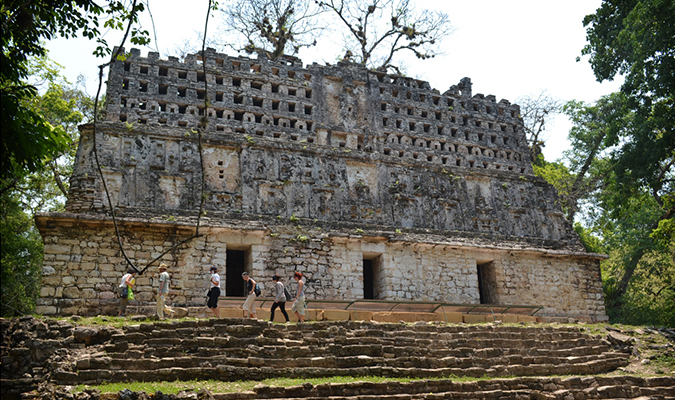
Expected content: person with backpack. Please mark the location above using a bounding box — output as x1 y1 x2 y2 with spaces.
241 272 258 319
118 268 137 317
270 275 290 323
291 271 306 323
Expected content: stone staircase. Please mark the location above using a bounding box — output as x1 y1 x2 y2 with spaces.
1 316 673 400
54 319 630 385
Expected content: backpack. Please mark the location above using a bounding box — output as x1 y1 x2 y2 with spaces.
284 287 292 301
254 283 261 297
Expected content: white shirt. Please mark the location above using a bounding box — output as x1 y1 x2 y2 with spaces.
210 272 221 289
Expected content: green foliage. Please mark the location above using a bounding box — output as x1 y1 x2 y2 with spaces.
545 88 674 325
573 223 604 254
0 56 95 317
581 0 674 220
0 190 43 317
533 159 575 219
1 0 149 185
597 192 675 326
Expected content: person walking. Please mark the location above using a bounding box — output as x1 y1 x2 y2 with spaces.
241 272 258 319
270 275 290 322
291 271 306 323
156 263 175 319
118 268 136 317
207 266 221 317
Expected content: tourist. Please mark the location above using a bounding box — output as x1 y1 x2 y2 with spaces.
241 272 258 319
270 275 290 323
291 271 306 323
156 263 175 319
118 268 136 317
207 266 220 317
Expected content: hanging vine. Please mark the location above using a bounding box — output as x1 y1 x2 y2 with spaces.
90 0 217 275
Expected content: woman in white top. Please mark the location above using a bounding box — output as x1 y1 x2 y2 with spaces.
207 266 221 317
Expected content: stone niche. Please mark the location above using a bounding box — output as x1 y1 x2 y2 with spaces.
36 48 607 321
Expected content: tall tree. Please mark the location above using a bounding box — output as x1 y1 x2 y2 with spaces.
581 0 675 310
318 0 452 73
0 56 95 317
218 0 325 60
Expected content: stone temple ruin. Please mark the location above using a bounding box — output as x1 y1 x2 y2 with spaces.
35 47 607 321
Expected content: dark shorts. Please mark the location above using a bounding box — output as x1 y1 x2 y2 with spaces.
207 287 220 309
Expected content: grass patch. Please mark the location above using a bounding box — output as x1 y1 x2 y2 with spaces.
47 315 201 329
72 375 490 394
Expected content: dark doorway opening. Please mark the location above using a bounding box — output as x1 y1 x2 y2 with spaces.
363 253 381 299
477 261 496 304
363 259 374 299
226 249 246 297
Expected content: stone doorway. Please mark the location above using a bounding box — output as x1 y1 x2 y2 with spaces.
363 253 382 299
225 249 246 297
477 261 496 304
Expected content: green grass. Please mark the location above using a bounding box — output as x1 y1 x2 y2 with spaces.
72 375 491 394
47 315 201 329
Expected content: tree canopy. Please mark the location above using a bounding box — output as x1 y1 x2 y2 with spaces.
582 0 674 213
0 0 148 191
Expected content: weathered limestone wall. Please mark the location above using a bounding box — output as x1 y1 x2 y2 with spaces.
36 215 606 320
67 124 579 248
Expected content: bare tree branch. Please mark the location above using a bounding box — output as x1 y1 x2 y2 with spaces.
218 0 325 59
319 0 452 73
516 91 563 162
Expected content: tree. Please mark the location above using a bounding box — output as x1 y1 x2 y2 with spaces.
0 190 44 317
0 56 96 317
532 90 674 324
581 0 675 314
318 0 452 73
582 0 674 222
516 91 562 165
218 0 325 60
0 0 148 190
559 93 627 223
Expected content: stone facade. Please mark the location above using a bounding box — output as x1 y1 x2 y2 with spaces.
35 47 607 320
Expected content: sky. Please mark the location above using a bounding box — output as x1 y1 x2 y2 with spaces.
47 0 622 161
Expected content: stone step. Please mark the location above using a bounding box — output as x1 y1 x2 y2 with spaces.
110 327 608 352
109 336 607 357
222 376 675 400
12 376 675 400
93 337 624 362
123 321 597 342
78 349 627 372
55 354 630 386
